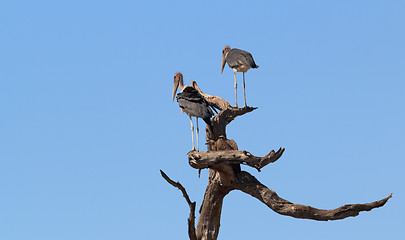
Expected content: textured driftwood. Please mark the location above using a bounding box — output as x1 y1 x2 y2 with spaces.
188 148 285 171
160 170 197 240
162 80 391 240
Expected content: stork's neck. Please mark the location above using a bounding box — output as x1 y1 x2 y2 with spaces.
179 79 185 91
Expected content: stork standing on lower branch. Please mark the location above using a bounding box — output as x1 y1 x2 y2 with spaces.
221 46 259 108
172 72 215 151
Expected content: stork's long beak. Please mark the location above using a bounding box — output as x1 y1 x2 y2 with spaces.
172 78 179 101
221 55 226 74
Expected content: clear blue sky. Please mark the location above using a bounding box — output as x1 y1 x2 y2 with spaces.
1 1 403 239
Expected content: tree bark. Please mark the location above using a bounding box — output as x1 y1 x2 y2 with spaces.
235 171 392 221
188 148 285 171
195 170 233 240
162 81 392 240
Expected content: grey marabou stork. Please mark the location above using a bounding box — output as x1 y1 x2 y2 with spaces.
221 46 258 108
172 72 215 151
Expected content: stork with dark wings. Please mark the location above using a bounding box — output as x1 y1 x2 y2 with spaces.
172 72 215 151
221 46 258 108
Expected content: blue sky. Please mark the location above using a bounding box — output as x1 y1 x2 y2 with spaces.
0 0 404 239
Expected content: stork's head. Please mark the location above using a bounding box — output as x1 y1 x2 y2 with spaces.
172 72 184 101
221 46 231 74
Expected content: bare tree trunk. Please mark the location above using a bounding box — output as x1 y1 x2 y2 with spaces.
195 170 232 240
162 81 392 240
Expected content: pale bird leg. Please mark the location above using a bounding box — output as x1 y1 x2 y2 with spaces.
234 71 238 108
196 118 199 152
190 116 195 151
243 72 247 107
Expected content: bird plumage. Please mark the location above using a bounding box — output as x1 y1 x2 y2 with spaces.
176 86 214 126
225 48 258 72
172 72 215 151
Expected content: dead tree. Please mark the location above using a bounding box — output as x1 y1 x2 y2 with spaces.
162 80 392 240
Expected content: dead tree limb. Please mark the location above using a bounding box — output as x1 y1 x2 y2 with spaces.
188 148 285 171
235 171 392 220
160 170 197 240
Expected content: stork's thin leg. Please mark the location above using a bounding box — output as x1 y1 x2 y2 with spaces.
196 118 199 152
234 71 238 108
243 72 247 107
190 116 195 151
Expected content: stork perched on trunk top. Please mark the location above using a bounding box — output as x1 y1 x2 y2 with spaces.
221 46 258 108
172 72 215 151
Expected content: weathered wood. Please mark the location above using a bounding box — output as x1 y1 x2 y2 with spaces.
192 80 257 141
196 170 233 240
188 148 285 171
235 171 392 221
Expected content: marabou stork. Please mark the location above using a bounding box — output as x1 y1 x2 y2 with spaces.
221 46 258 108
172 72 215 151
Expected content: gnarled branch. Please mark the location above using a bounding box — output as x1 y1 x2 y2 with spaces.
235 171 392 221
188 148 285 171
160 170 197 240
192 80 257 140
